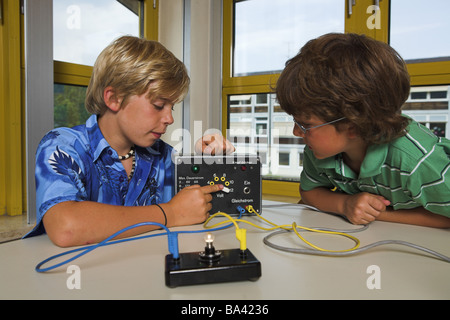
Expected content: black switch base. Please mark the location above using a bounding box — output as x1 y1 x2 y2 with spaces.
165 248 261 288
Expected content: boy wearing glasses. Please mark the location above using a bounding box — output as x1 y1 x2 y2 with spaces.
276 33 450 228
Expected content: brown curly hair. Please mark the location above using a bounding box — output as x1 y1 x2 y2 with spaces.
276 33 411 144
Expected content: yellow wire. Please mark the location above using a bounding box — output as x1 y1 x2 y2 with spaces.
291 222 360 252
245 205 291 230
204 211 291 231
204 211 240 229
204 211 248 250
204 205 361 253
246 205 360 253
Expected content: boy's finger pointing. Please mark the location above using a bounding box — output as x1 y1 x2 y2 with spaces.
201 184 224 194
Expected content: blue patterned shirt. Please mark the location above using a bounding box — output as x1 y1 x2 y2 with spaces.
25 115 175 237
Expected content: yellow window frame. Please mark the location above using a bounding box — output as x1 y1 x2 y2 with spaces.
222 0 450 197
54 0 159 86
0 0 158 217
0 0 24 216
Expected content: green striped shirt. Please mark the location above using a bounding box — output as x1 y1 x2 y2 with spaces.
300 119 450 218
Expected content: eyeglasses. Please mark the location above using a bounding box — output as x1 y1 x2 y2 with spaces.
293 117 346 135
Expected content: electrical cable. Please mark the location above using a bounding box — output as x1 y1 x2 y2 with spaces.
260 203 450 262
205 204 450 262
203 211 248 250
205 205 362 253
263 202 369 233
262 202 321 212
35 210 243 273
36 222 170 272
36 202 450 272
248 205 361 252
263 229 450 262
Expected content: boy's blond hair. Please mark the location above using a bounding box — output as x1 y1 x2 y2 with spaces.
85 36 190 115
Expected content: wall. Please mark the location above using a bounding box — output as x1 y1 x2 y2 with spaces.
159 0 223 153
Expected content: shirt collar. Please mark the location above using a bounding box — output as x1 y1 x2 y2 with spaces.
86 115 111 162
313 143 389 179
147 139 163 156
359 143 389 178
86 114 163 160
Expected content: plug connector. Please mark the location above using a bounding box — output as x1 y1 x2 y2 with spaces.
246 205 256 214
167 232 179 260
235 228 247 251
236 205 246 215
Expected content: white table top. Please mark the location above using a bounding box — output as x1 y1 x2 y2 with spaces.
1 200 449 300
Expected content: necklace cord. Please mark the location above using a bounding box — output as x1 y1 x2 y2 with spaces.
118 146 135 180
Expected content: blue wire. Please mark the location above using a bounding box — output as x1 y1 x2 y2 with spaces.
35 212 241 273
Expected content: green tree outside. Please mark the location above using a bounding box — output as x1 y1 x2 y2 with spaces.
54 84 90 128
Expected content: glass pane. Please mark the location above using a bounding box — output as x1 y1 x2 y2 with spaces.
233 0 345 76
390 0 450 62
228 93 304 182
402 85 450 139
430 123 446 137
54 84 90 128
53 0 140 66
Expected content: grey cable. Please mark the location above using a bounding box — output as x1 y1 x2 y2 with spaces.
263 229 450 262
262 203 450 262
262 202 369 233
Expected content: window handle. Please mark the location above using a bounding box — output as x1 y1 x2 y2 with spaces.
348 0 356 16
348 0 380 16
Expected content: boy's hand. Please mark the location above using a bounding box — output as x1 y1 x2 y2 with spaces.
195 133 235 155
166 184 224 227
343 192 391 225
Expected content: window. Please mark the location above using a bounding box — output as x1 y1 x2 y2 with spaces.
228 93 304 181
403 85 450 139
390 0 450 63
53 0 146 129
223 0 346 194
53 0 141 66
389 0 450 86
390 1 450 139
279 153 290 166
54 84 89 128
223 0 450 197
233 0 345 76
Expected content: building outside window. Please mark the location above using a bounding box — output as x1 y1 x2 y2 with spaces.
224 0 450 195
